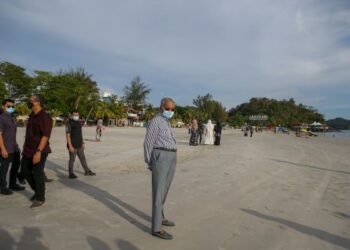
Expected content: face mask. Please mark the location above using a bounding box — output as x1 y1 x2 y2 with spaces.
72 116 79 121
6 107 15 114
162 110 174 119
27 102 33 109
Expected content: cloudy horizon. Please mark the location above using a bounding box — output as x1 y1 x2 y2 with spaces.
1 0 349 119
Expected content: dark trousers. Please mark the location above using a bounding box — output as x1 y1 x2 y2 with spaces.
0 151 21 190
68 147 90 174
21 153 48 202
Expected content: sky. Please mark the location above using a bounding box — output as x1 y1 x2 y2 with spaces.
0 0 349 119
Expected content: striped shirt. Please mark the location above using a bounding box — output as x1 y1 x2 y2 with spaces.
144 114 177 164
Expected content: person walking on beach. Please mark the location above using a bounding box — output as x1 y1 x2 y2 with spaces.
144 97 177 240
66 110 96 179
214 122 222 146
198 122 204 144
0 99 25 195
96 118 103 141
250 125 254 137
20 95 53 208
189 119 199 146
203 120 215 145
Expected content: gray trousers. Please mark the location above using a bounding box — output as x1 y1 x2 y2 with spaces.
68 147 90 174
150 149 177 233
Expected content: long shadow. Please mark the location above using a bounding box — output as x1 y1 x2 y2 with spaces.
0 227 49 250
87 236 111 250
116 239 140 250
46 160 151 233
0 228 16 250
241 208 350 249
17 227 49 250
271 159 350 175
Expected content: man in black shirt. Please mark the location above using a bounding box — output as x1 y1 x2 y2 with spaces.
0 99 25 195
66 110 95 179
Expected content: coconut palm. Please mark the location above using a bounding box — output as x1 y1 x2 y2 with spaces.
123 76 151 111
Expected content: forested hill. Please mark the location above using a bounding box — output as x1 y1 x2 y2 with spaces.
326 118 350 130
228 97 324 127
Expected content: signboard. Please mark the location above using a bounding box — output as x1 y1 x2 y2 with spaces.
248 115 269 121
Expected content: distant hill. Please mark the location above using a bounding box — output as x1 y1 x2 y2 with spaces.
326 118 350 130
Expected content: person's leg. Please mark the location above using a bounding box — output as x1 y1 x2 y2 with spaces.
32 153 48 202
76 148 91 173
0 156 12 194
68 150 77 174
21 157 36 192
162 152 177 220
151 150 172 233
9 151 23 188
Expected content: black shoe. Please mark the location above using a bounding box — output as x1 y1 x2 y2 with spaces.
30 200 45 208
45 176 53 182
84 171 96 176
69 173 78 179
9 184 25 191
0 188 13 195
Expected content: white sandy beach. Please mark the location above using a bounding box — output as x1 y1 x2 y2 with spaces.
0 127 349 250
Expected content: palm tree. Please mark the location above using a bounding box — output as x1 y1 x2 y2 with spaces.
123 76 151 111
93 101 114 121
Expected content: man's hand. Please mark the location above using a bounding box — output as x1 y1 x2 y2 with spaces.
33 152 41 165
1 148 8 159
68 145 75 153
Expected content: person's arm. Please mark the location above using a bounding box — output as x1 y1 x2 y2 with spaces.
65 123 75 152
0 119 8 158
0 132 8 159
144 119 158 165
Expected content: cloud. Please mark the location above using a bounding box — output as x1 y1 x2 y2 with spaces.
0 0 349 118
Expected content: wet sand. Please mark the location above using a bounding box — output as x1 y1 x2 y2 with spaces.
0 127 349 250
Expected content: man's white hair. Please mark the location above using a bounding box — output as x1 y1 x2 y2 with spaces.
160 97 175 108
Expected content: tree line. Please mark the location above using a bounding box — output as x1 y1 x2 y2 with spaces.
1 61 324 127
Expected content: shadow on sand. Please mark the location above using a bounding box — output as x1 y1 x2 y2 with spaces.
271 159 350 175
46 160 151 233
86 236 140 250
0 227 49 250
241 208 350 250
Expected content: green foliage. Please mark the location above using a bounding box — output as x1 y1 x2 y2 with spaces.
15 103 31 116
229 97 325 126
123 76 151 111
193 93 228 123
0 61 32 101
228 114 246 127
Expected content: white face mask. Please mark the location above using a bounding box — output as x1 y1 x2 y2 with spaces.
72 115 79 121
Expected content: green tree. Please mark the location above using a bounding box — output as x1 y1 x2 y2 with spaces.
123 76 151 111
0 61 33 101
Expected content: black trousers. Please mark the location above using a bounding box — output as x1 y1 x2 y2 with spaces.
0 151 21 190
21 153 48 202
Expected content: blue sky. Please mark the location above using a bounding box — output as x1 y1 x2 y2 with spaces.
0 0 349 119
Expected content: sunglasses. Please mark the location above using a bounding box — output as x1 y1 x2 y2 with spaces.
164 108 175 111
7 105 14 108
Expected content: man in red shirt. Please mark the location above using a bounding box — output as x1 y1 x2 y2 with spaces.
21 95 53 208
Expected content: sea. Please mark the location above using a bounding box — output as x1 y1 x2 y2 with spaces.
317 130 350 140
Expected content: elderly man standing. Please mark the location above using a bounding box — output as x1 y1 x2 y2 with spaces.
144 97 177 240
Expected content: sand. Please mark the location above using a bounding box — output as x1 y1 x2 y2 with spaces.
0 127 349 250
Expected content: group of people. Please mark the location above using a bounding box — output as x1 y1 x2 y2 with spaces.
189 119 222 146
1 95 193 240
0 95 95 209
